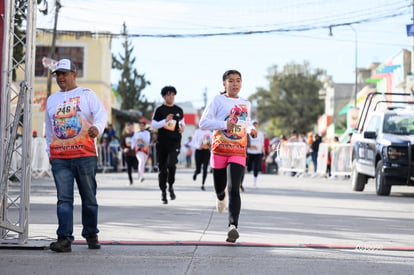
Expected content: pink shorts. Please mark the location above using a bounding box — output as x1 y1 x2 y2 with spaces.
210 154 246 169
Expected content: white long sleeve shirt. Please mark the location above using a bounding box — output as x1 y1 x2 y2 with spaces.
199 93 254 157
131 130 151 151
192 128 212 150
45 87 107 158
247 131 265 154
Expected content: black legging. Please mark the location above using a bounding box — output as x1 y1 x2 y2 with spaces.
125 155 138 183
213 163 245 227
157 143 180 192
194 149 211 185
247 153 263 177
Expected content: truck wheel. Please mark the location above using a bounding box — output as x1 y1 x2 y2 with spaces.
375 160 391 196
351 160 367 191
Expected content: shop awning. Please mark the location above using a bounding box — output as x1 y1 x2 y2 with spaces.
111 108 147 123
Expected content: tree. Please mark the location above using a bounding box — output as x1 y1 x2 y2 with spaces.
249 61 325 137
112 23 153 119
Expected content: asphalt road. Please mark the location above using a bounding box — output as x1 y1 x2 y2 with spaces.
1 168 414 274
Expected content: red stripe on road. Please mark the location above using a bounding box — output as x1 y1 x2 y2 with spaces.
71 240 414 251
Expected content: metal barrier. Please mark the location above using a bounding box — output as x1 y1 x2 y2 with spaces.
316 143 329 175
97 144 122 173
97 143 158 173
316 143 352 177
27 138 159 176
31 137 51 178
330 143 352 177
277 142 352 178
28 138 352 177
277 142 307 174
148 143 158 172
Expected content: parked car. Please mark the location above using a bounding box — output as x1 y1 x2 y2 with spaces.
351 92 414 196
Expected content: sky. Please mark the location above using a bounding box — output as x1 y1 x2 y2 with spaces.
36 0 413 109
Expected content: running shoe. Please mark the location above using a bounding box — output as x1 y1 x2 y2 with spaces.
226 225 239 243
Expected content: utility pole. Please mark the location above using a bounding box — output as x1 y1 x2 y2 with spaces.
412 0 414 74
46 0 61 98
349 25 358 107
329 25 358 107
202 87 208 109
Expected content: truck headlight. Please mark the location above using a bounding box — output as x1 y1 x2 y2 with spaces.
387 146 407 161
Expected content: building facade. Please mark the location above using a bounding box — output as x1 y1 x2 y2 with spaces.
15 29 115 137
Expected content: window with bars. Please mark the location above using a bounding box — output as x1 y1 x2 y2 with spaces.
35 46 84 77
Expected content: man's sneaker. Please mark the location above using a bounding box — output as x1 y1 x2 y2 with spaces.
216 194 227 213
226 225 239 243
50 237 72 252
162 192 168 204
140 177 145 183
169 188 176 200
201 185 205 191
86 234 101 249
193 173 197 181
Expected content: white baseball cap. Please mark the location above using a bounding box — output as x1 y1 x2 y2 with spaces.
53 59 76 73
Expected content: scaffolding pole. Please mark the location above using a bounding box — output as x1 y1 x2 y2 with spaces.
0 0 36 244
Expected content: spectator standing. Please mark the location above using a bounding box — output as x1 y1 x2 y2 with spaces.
327 136 340 178
262 133 270 173
305 132 313 172
288 130 301 176
311 134 321 173
199 69 256 243
149 132 158 172
120 122 138 185
184 136 193 168
132 121 151 182
45 59 107 252
288 130 299 142
108 135 120 172
100 129 110 168
151 86 185 204
191 127 212 191
246 120 265 187
107 124 116 139
265 143 279 174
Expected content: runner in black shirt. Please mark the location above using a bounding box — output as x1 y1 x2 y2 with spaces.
151 86 185 204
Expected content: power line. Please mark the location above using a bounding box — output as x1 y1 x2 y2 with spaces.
49 0 410 34
38 9 408 40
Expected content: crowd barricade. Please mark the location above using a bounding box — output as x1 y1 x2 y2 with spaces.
97 143 158 173
330 143 352 177
27 138 153 177
275 141 352 178
97 143 122 173
316 143 329 175
315 143 352 177
277 142 307 174
31 137 52 178
148 143 158 172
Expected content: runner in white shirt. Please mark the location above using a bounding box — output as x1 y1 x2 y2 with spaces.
131 121 151 182
191 127 212 191
246 120 265 187
199 70 256 243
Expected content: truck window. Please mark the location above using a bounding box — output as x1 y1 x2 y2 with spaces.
365 115 381 132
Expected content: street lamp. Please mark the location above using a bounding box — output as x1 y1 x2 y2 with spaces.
349 25 358 107
329 25 358 107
